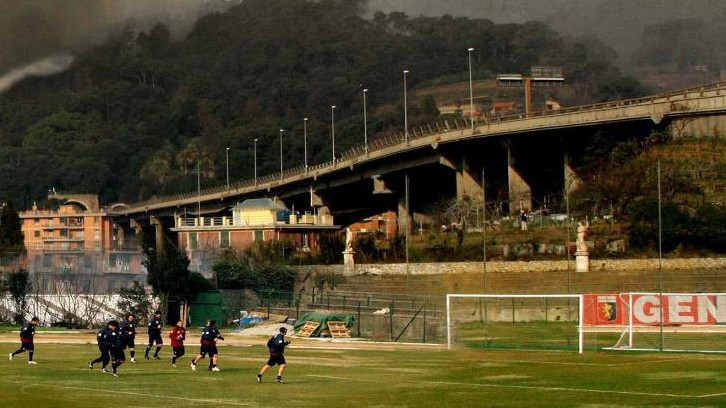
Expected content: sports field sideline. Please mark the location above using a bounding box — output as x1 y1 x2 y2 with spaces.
1 332 725 407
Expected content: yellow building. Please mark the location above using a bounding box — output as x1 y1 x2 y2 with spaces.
174 198 338 275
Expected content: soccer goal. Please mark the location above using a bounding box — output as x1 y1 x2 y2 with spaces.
446 294 584 353
604 292 726 353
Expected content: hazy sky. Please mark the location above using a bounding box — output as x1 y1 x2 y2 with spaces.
366 0 726 64
2 0 724 83
0 0 234 74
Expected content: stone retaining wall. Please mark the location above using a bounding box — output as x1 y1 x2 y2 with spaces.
296 257 726 275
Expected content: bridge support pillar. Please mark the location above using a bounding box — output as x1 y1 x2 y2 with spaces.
150 216 165 255
372 175 393 194
456 156 483 200
397 197 411 235
507 144 532 213
563 152 582 195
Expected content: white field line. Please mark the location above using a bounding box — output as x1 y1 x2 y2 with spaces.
306 374 724 399
17 383 260 407
493 356 707 367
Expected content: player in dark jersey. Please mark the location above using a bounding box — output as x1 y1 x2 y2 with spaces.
168 320 186 368
105 320 125 377
145 310 163 359
190 320 224 372
120 314 137 363
88 322 112 372
9 316 39 364
257 327 291 383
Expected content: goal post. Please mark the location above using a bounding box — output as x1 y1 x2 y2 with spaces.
446 294 584 353
601 292 726 353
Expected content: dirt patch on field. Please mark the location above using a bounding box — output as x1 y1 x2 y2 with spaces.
0 331 445 351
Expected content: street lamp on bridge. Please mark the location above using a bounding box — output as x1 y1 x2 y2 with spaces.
363 88 369 154
403 69 409 143
253 138 258 185
467 47 475 130
331 105 337 162
279 129 284 180
303 117 309 172
225 147 230 189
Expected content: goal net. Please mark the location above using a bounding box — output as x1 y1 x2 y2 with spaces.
446 294 584 353
602 292 726 353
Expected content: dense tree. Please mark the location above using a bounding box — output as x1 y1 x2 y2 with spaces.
5 269 30 324
143 242 212 323
0 0 643 206
0 200 23 255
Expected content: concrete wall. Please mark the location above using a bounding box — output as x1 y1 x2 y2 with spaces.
298 257 726 275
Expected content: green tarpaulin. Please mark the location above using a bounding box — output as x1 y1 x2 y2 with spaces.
293 312 354 337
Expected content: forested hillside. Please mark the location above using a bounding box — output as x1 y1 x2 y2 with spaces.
0 0 644 206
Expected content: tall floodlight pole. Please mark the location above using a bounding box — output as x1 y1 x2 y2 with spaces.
657 159 664 352
403 70 409 143
482 167 487 291
363 88 369 154
468 47 475 131
279 129 284 180
253 138 258 185
331 105 337 162
405 172 410 293
303 117 309 172
225 147 230 189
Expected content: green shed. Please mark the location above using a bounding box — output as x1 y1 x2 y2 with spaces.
189 291 225 327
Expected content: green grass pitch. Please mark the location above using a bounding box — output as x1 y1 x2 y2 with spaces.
1 343 725 407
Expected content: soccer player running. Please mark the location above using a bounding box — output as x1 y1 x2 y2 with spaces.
257 327 290 384
169 320 186 368
9 316 39 364
120 314 137 363
145 310 163 360
105 320 126 377
88 321 112 372
190 320 224 372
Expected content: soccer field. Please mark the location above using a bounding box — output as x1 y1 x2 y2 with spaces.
1 341 725 407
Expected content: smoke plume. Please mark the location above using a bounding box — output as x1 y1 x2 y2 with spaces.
0 0 237 90
0 55 75 92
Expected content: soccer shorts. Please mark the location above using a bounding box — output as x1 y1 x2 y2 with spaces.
199 344 218 357
266 353 286 366
148 334 163 345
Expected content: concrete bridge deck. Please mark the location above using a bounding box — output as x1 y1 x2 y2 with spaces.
112 81 726 217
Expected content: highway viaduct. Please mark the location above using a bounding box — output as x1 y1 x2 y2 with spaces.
109 82 726 240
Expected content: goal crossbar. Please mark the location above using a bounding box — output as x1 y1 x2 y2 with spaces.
446 294 584 353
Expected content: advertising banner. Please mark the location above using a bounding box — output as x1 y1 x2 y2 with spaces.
583 293 726 326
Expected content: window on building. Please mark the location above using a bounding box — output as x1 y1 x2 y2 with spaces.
254 230 264 241
60 229 68 238
48 231 54 238
220 231 230 248
95 230 100 240
34 231 40 238
34 218 40 225
190 233 198 250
